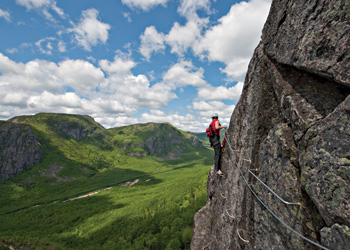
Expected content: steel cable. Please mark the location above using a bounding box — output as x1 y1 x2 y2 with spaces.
248 170 301 206
224 134 329 250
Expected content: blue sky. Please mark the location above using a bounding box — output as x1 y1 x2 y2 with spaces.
0 0 271 132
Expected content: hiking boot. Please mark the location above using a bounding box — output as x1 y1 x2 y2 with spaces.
217 170 223 175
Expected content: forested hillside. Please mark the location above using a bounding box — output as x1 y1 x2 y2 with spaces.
0 113 213 249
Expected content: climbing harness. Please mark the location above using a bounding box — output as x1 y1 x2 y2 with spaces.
223 134 329 250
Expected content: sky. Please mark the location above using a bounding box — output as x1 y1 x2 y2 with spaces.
0 0 271 132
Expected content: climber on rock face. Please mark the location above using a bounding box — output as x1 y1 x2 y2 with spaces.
209 113 227 175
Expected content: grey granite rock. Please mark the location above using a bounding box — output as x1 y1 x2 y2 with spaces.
191 0 350 249
0 122 42 181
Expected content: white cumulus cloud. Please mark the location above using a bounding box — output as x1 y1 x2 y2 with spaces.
139 26 166 61
99 53 177 110
0 9 11 22
0 53 105 110
95 116 139 128
16 0 53 9
28 91 83 109
69 9 111 51
15 0 65 21
122 0 168 11
192 100 234 125
57 40 66 52
0 54 104 96
0 53 24 74
99 56 136 76
177 0 211 19
197 82 243 101
193 0 271 81
3 92 28 107
57 59 105 96
138 0 271 83
140 110 202 132
162 60 206 89
35 37 56 55
166 19 207 56
140 18 208 59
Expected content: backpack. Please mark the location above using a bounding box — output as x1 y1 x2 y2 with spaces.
206 124 215 137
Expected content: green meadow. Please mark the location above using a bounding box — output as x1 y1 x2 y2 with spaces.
0 114 213 250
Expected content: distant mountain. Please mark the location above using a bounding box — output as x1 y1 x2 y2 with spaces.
9 113 104 140
190 132 210 148
103 122 204 159
0 113 205 182
0 113 212 250
190 132 206 142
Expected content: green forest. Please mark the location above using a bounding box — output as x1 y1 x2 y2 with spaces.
0 113 213 250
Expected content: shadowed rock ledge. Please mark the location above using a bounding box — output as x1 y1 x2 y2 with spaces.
191 0 350 249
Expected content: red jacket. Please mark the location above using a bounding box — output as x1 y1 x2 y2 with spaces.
210 119 221 136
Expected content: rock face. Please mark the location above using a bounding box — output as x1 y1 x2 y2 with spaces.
191 1 350 250
262 0 350 87
144 124 202 157
0 123 42 181
119 123 203 158
54 121 99 139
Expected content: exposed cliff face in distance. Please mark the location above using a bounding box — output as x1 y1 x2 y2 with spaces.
191 0 350 249
0 113 205 183
9 113 105 140
0 122 42 181
109 122 203 159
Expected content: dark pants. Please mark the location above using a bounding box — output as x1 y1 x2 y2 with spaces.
210 135 221 172
214 143 221 172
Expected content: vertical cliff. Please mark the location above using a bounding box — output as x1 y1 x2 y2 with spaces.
191 1 350 249
0 122 42 181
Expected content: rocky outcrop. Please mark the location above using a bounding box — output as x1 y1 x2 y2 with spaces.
262 0 350 87
119 123 203 158
145 134 170 154
0 122 42 181
39 163 74 183
55 122 98 140
144 124 202 157
191 0 350 249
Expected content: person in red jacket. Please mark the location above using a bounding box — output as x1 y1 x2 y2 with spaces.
209 113 227 175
